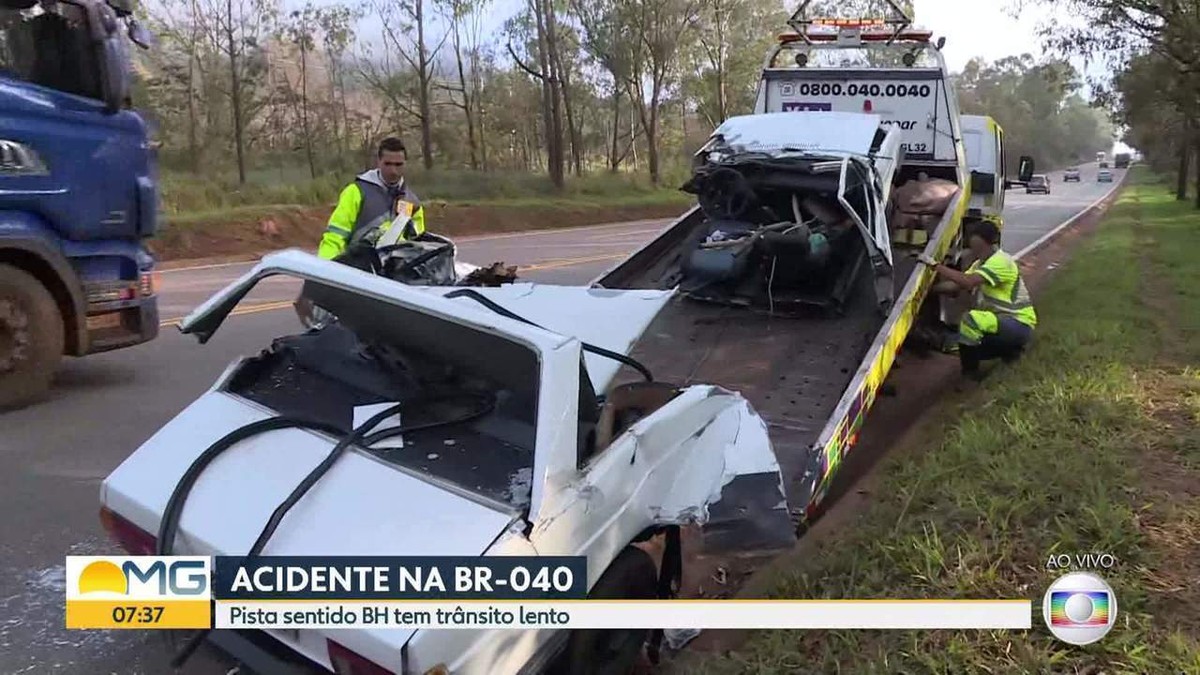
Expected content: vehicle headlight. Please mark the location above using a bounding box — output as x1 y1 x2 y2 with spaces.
0 140 49 176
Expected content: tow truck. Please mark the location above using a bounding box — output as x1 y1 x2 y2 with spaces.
0 0 159 410
593 0 1033 533
97 3 1033 674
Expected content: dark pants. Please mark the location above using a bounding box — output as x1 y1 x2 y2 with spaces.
959 315 1033 374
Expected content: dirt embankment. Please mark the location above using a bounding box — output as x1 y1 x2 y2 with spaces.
149 200 692 264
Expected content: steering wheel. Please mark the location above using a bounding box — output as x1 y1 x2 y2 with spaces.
698 167 755 220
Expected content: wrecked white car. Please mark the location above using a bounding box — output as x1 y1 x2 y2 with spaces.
98 250 792 674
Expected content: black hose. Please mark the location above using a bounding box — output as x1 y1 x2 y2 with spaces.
156 417 347 556
164 393 495 668
361 393 495 446
442 288 654 382
244 401 404 557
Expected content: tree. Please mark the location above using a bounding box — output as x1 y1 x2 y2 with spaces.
195 0 278 183
361 0 450 170
436 0 491 169
954 54 1111 173
624 0 700 186
1015 0 1200 205
280 5 319 179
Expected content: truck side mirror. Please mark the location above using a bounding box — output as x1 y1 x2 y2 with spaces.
1017 156 1034 183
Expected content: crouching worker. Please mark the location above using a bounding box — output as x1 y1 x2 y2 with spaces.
917 220 1037 379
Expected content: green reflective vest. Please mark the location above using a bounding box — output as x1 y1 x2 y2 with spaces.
318 170 427 260
966 249 1037 328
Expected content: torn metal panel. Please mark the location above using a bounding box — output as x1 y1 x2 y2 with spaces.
641 389 794 552
530 385 793 569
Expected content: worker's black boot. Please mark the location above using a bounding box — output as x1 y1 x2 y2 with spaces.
959 347 986 382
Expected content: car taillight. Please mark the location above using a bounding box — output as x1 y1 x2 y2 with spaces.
99 506 157 555
327 640 394 675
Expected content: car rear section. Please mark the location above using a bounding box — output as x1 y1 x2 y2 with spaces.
98 251 701 674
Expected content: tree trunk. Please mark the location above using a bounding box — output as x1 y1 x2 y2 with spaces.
543 0 566 186
1194 137 1200 209
416 0 435 170
186 0 200 172
608 90 621 172
299 39 317 180
226 0 246 184
532 0 564 187
647 108 660 186
1176 141 1189 201
186 46 199 172
714 0 727 121
452 24 479 170
556 57 583 176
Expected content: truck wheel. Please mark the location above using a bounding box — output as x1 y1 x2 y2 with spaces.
558 547 658 675
0 264 64 410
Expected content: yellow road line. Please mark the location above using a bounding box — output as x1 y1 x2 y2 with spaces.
518 252 627 272
159 300 295 328
157 252 630 328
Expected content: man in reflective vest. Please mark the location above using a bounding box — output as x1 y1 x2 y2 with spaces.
318 137 427 260
918 220 1037 379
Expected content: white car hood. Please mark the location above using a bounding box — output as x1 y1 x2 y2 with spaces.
704 110 884 158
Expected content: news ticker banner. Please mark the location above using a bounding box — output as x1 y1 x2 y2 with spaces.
65 556 1032 631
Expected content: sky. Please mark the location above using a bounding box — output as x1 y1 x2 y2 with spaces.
464 0 1107 82
314 0 1130 151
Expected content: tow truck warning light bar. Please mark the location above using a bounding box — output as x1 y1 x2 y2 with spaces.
786 0 914 44
777 29 935 44
811 18 887 27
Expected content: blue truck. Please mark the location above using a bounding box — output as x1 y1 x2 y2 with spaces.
0 0 157 409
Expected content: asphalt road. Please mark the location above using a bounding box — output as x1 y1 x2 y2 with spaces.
0 165 1123 675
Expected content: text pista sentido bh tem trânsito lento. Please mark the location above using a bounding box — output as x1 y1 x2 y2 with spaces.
227 605 571 627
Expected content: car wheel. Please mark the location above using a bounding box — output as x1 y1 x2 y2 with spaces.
557 547 658 675
0 264 64 411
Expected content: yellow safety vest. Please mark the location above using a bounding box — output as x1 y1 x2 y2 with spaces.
967 249 1037 328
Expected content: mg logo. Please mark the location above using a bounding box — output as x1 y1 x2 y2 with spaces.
70 556 210 598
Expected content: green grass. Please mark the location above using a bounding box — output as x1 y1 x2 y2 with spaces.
158 166 693 218
675 169 1200 674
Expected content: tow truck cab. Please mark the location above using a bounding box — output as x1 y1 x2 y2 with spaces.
0 0 159 409
751 4 1032 242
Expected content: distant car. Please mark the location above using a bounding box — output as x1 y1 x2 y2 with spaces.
1099 161 1109 169
1026 174 1050 194
1063 167 1081 182
1098 169 1113 183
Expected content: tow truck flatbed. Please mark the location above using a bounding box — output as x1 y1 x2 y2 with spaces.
593 170 970 539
